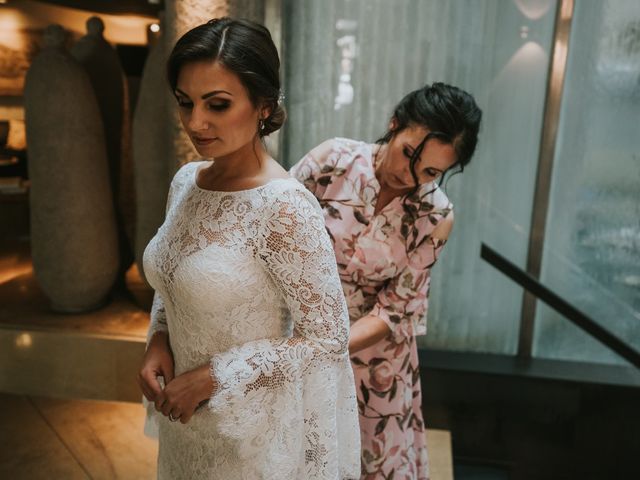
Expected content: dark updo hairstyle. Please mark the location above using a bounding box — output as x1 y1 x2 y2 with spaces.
167 17 285 137
377 82 482 194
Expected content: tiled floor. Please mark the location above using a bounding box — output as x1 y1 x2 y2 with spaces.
0 393 157 479
0 392 455 480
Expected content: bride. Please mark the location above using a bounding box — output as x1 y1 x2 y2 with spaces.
137 17 360 479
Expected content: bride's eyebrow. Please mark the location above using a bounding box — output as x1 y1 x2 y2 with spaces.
173 88 233 99
174 88 189 99
202 90 233 99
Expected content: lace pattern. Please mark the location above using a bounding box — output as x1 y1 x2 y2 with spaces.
143 162 360 479
147 292 168 342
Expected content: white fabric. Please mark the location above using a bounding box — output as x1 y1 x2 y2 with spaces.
143 162 360 479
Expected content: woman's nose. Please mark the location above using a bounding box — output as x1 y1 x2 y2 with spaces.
188 105 209 131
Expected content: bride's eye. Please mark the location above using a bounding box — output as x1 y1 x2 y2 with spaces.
177 99 193 109
208 101 230 112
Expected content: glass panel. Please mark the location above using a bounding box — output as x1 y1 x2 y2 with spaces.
282 0 557 353
534 0 640 365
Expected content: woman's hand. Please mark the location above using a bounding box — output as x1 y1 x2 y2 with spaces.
138 331 175 402
349 314 390 354
154 364 217 424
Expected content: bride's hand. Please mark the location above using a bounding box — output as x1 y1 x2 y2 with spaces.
138 331 175 402
154 364 217 424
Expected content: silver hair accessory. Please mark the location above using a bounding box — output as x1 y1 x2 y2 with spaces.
277 91 285 106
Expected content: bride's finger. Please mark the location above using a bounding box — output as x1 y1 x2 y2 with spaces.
169 408 182 422
154 392 167 413
139 382 155 402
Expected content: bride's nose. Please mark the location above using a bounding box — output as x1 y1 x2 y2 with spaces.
188 105 209 132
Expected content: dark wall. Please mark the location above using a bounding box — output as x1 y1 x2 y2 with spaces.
421 365 640 479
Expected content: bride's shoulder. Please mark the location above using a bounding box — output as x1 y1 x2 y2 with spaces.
262 178 322 214
171 160 206 188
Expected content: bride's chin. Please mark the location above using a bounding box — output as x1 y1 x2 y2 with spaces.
193 144 219 158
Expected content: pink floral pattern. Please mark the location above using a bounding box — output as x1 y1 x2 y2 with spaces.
291 138 452 480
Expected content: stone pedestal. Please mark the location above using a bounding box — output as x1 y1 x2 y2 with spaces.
25 25 119 312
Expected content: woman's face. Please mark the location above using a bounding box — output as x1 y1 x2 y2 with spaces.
174 60 264 159
378 123 458 191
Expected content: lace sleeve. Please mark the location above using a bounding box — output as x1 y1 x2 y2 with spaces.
144 164 187 345
207 186 359 477
146 292 168 344
209 186 349 401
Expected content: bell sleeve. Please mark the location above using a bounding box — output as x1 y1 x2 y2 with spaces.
206 186 360 478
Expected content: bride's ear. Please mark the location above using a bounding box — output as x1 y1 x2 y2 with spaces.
261 106 271 121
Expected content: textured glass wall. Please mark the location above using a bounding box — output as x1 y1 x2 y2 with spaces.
282 0 557 353
533 0 640 365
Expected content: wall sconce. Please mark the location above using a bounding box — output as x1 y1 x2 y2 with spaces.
15 332 32 349
147 22 161 46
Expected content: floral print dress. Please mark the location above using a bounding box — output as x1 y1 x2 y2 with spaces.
291 138 452 480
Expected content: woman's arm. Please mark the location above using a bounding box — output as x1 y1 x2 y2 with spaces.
209 187 350 398
289 138 335 197
138 294 175 402
349 211 455 352
349 314 390 354
138 166 187 405
155 187 352 425
432 210 454 243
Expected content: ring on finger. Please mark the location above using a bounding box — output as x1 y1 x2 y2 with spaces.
168 412 180 422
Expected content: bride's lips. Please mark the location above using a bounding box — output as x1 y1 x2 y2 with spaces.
193 136 218 146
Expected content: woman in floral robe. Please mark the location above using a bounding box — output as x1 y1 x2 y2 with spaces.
291 83 482 479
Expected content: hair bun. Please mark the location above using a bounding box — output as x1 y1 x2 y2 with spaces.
261 104 286 137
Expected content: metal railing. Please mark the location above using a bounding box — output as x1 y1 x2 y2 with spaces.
481 243 640 369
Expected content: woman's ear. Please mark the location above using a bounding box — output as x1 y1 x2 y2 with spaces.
389 117 398 131
260 103 272 121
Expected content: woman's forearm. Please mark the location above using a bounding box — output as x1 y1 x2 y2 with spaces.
348 314 390 355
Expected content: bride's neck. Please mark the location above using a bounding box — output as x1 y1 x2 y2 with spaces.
210 139 270 179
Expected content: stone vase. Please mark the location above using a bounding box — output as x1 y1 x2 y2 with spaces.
71 17 134 286
132 13 173 284
25 25 119 312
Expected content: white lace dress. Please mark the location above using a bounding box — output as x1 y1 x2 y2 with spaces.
143 161 360 479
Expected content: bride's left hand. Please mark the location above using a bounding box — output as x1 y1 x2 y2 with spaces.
154 364 217 424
